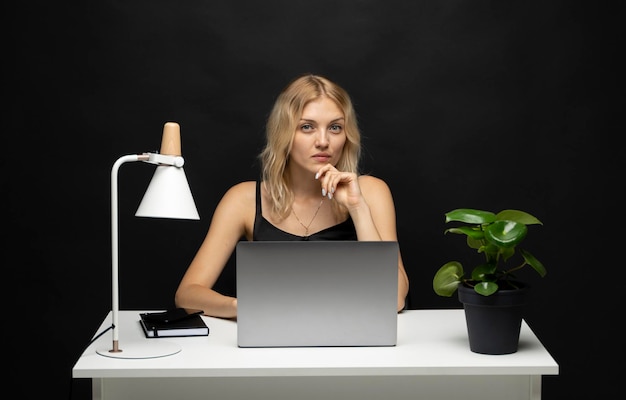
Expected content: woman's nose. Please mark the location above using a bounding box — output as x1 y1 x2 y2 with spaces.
315 131 329 148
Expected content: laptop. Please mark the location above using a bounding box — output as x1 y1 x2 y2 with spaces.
236 240 399 347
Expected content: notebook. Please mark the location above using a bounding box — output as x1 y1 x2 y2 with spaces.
236 240 399 347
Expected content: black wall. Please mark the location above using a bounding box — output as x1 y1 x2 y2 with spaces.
7 1 621 399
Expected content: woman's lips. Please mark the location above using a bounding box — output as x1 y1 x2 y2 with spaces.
312 155 331 162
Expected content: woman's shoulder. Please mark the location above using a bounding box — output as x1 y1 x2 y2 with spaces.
220 181 257 205
227 180 257 193
358 174 391 191
358 174 394 204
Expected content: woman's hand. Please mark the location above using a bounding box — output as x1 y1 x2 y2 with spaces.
315 164 363 209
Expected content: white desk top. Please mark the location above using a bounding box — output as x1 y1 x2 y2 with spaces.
72 309 558 379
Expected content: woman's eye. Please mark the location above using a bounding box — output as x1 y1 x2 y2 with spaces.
300 124 313 132
329 124 343 133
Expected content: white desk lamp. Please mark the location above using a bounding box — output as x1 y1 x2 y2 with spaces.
96 122 200 359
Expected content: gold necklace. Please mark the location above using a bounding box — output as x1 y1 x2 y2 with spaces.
292 198 324 237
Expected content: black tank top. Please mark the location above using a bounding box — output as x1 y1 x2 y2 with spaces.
253 181 357 241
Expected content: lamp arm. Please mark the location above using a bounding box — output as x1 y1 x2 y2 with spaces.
109 154 143 353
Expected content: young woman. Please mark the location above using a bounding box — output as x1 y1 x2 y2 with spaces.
175 74 409 318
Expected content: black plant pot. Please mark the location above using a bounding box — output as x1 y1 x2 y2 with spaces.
457 282 529 355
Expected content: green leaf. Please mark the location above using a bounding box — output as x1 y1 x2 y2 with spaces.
433 261 464 297
496 210 543 225
445 209 495 224
467 235 483 250
474 281 499 296
480 242 500 260
485 220 527 248
521 249 547 277
445 226 485 240
471 262 497 281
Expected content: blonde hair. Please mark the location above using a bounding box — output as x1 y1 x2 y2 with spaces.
259 74 361 220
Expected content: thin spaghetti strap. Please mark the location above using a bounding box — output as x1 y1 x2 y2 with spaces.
252 181 262 240
256 181 262 216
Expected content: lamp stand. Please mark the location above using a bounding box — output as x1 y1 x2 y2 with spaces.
96 340 181 359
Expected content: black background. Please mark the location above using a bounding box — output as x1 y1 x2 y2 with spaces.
6 1 622 399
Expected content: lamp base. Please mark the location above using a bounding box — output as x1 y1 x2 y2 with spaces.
96 341 181 359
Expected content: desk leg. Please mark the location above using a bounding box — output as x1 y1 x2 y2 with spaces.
92 378 102 400
530 375 542 400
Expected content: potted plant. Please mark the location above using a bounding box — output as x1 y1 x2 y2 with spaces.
432 208 547 354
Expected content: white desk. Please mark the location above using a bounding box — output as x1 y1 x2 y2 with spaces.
73 309 558 400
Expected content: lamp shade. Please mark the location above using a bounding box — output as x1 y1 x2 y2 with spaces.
135 165 200 219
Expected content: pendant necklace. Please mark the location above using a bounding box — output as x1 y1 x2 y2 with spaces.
292 198 324 239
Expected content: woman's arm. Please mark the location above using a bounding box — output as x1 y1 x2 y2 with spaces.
174 181 255 318
316 166 409 311
356 176 409 311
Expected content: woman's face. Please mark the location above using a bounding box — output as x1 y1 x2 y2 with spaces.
289 97 346 174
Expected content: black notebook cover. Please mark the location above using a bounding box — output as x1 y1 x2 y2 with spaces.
139 309 209 338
